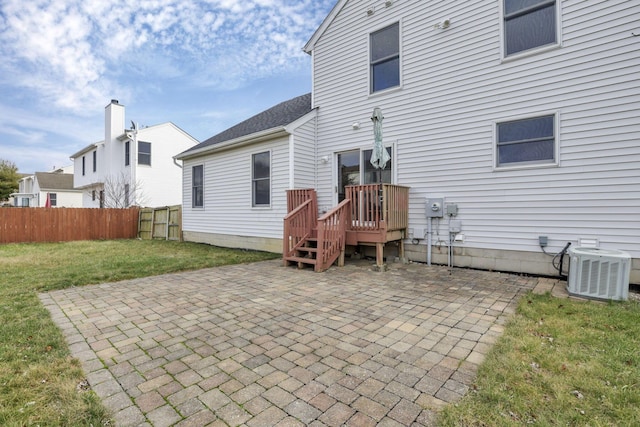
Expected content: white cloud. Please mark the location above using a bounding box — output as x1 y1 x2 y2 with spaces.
0 0 334 114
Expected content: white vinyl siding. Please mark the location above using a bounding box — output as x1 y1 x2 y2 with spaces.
292 117 317 189
182 137 290 240
310 0 640 257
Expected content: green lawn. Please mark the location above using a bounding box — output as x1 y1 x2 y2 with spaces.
0 240 279 426
1 240 638 426
439 292 640 426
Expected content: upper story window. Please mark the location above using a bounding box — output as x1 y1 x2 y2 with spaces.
138 141 151 166
192 165 203 208
82 156 86 176
125 141 130 166
496 114 556 168
503 0 557 57
92 151 97 172
49 193 57 207
370 22 400 93
252 151 270 207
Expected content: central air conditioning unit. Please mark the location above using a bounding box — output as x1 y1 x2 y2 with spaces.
567 247 631 301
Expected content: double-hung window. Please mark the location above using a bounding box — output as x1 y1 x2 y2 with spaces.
496 114 556 168
92 151 97 172
192 165 203 208
370 22 400 93
138 141 151 166
252 151 270 207
503 0 557 57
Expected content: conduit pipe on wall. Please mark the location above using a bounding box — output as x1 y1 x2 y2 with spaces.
427 217 433 265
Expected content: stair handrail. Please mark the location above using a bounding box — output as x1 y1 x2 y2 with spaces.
283 199 315 263
315 199 351 272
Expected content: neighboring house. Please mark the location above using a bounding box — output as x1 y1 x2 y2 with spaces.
70 100 198 208
177 1 639 283
12 170 82 207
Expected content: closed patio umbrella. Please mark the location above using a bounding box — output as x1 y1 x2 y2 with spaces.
370 107 390 221
44 192 51 208
370 107 390 173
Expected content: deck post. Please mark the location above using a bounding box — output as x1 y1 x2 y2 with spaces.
376 242 384 270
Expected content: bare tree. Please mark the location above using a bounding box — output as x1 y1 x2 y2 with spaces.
97 172 148 208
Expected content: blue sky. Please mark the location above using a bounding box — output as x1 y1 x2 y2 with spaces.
0 0 336 173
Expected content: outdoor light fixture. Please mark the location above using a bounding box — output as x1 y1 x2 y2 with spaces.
352 122 361 130
320 155 330 164
434 19 451 29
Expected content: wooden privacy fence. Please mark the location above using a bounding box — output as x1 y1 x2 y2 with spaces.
0 207 139 244
138 205 182 240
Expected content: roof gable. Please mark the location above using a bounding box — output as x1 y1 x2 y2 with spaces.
304 0 348 53
179 93 313 157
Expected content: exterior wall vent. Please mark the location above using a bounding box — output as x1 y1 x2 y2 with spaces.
567 247 630 301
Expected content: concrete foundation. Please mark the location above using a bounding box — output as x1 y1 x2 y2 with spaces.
183 231 639 285
183 231 282 253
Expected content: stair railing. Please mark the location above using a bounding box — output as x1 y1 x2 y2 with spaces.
283 198 316 265
315 199 351 272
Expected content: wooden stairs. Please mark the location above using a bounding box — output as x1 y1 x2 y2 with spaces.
283 185 409 272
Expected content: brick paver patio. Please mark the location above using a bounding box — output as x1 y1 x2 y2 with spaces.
40 259 564 426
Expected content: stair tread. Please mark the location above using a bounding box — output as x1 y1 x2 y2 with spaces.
285 256 317 265
297 247 318 253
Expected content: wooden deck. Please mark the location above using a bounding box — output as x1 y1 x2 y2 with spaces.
283 184 409 272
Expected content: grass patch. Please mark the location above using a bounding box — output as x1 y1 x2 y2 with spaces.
439 292 640 426
0 239 279 426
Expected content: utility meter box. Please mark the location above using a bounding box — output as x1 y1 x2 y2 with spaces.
426 198 444 218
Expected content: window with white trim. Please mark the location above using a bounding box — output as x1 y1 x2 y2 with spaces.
496 114 556 167
503 0 557 57
192 165 203 208
138 141 151 166
370 22 400 93
252 151 270 207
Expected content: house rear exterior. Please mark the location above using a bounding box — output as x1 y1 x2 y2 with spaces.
180 1 639 283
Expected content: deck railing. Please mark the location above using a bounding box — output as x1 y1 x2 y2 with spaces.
316 199 351 272
346 184 409 232
382 184 409 231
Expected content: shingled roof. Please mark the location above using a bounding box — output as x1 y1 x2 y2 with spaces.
180 93 313 157
35 172 75 191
